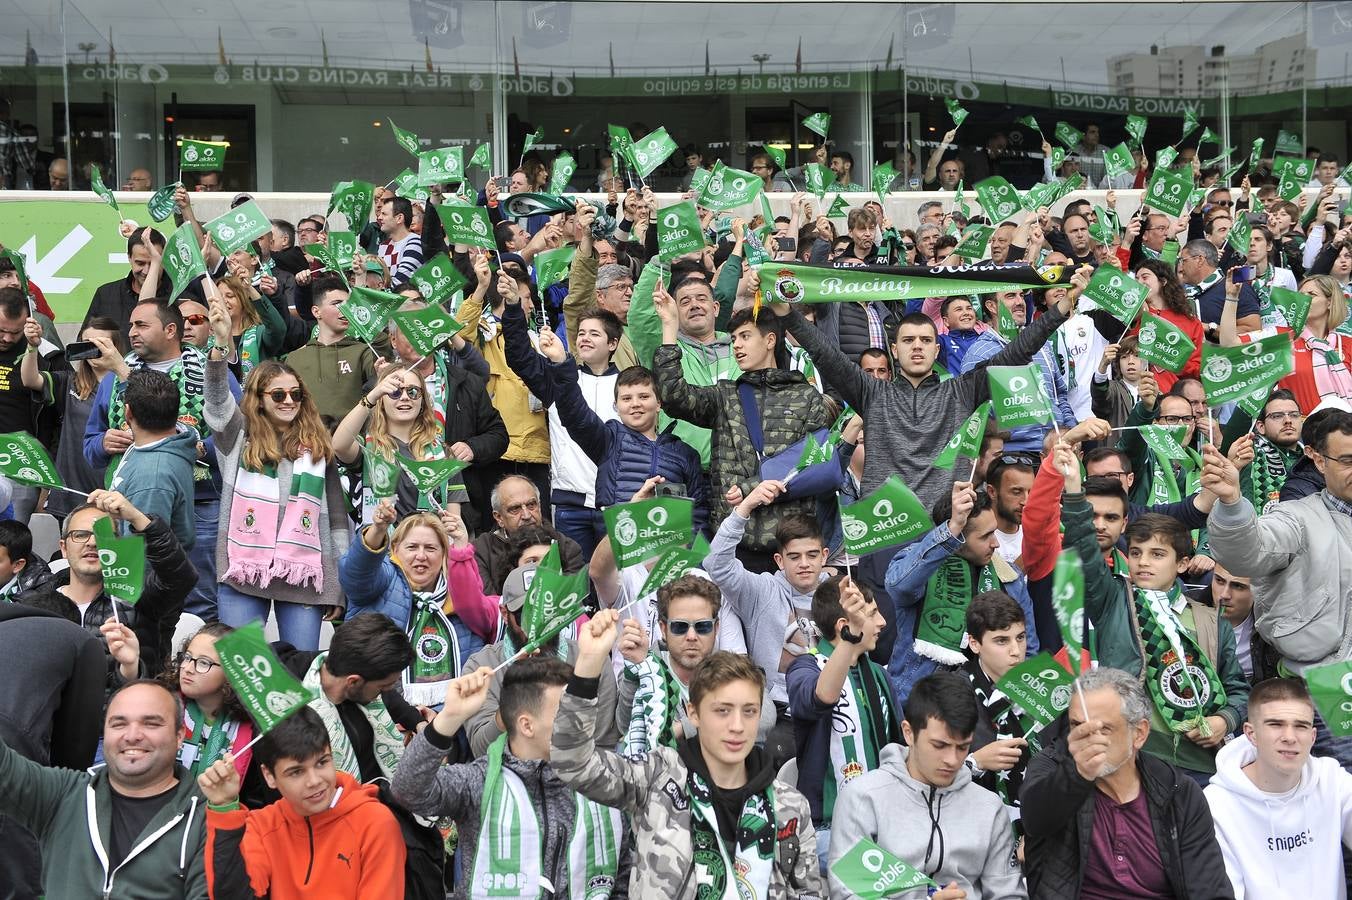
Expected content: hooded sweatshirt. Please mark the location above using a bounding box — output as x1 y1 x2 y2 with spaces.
110 426 199 551
827 743 1025 900
1203 736 1352 900
204 771 405 900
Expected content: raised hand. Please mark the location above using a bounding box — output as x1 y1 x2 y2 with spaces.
947 480 977 537
196 754 241 807
735 479 785 518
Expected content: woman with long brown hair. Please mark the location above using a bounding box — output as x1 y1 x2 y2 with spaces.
1132 258 1204 394
206 284 350 649
212 269 287 383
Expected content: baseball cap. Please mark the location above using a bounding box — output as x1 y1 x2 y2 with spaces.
500 563 538 612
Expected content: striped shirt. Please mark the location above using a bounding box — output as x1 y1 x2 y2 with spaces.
379 232 424 287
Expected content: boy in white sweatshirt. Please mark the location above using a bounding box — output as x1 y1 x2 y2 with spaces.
1204 677 1352 899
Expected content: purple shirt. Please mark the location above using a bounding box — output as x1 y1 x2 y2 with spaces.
1079 787 1173 899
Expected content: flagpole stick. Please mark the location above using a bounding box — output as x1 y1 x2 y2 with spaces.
236 729 268 757
1074 675 1092 723
493 645 529 674
54 485 91 499
966 458 978 485
111 602 120 625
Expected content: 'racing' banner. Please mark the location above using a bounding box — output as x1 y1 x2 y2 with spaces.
756 262 1072 304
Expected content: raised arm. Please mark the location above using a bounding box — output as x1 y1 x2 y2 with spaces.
776 304 875 412
651 284 722 428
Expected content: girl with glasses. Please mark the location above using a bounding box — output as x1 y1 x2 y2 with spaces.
211 271 288 383
158 622 255 780
206 286 350 650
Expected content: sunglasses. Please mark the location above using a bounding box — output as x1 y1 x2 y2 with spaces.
183 313 208 325
388 386 423 401
998 453 1040 468
265 388 305 403
666 618 715 636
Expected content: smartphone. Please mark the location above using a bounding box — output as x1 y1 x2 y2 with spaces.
66 340 101 361
653 482 688 499
1231 265 1256 283
777 237 797 253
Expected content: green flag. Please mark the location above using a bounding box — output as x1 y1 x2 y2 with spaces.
974 176 1022 222
521 565 588 650
388 119 421 156
146 183 180 222
945 98 969 129
793 433 834 473
389 307 465 358
0 432 62 488
204 200 272 256
839 475 932 557
1270 286 1313 336
1102 143 1135 180
802 112 831 138
418 146 465 187
1143 167 1194 218
638 535 712 599
871 162 898 201
987 364 1054 429
826 195 850 219
392 167 429 202
1082 266 1147 326
341 286 404 343
1017 114 1042 135
1249 137 1266 172
409 253 468 305
1052 552 1086 675
1021 181 1058 213
1155 146 1179 170
697 161 764 212
523 129 543 157
604 497 694 569
162 226 207 301
1050 147 1066 171
534 246 576 289
396 453 470 495
1137 311 1197 374
0 249 26 297
1198 127 1221 147
327 180 375 230
1227 210 1253 257
1125 114 1148 147
93 517 145 607
933 401 991 469
216 621 318 734
764 145 787 170
757 262 1071 306
549 152 577 193
441 205 496 250
1200 147 1236 169
804 163 831 200
631 127 678 179
303 243 342 282
90 164 119 213
953 179 970 217
656 201 706 261
1088 205 1115 245
1053 121 1083 149
995 653 1076 731
608 124 638 171
179 138 227 172
1304 660 1352 737
1276 128 1303 156
1181 108 1201 139
952 224 993 260
1200 332 1295 407
995 299 1020 342
1140 425 1190 462
327 231 358 268
469 143 491 171
830 838 936 899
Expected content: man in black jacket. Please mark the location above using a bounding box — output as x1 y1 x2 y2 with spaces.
83 227 166 342
1021 667 1232 900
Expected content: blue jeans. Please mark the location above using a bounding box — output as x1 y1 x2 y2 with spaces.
186 498 220 621
553 502 603 563
217 582 323 650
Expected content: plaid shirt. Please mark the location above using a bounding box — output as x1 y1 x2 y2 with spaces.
1322 489 1352 518
0 122 38 189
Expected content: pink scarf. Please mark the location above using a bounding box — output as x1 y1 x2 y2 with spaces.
225 451 327 592
1303 328 1352 405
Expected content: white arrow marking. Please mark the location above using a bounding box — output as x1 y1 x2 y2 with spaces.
19 225 93 295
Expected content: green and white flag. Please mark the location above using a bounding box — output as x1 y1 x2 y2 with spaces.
1017 114 1042 135
631 127 678 179
409 253 468 305
933 401 991 470
1181 108 1202 139
996 299 1019 341
1021 181 1059 213
1103 143 1135 180
90 164 119 213
952 225 994 260
1249 137 1266 172
756 262 1071 305
1125 114 1148 147
1304 660 1352 737
1276 128 1303 156
974 176 1021 222
303 243 342 282
656 201 706 261
802 112 831 138
418 146 465 186
696 161 764 212
441 205 496 250
179 138 227 172
549 152 577 193
1140 425 1190 462
764 145 787 170
1050 147 1066 171
521 565 588 650
327 180 374 230
392 167 429 202
995 653 1076 731
1137 311 1197 374
608 124 637 171
1200 332 1295 407
826 195 850 219
534 246 576 289
1155 146 1179 170
604 497 693 569
147 183 180 222
216 621 318 735
389 307 465 358
1227 210 1253 257
945 98 969 129
1053 121 1083 149
341 286 404 343
831 838 935 899
522 129 543 157
804 163 831 200
793 433 834 473
1201 147 1237 169
93 517 145 607
388 119 421 156
871 162 898 201
1271 286 1313 336
1198 126 1221 147
1051 552 1086 675
0 432 62 488
469 143 491 171
1274 156 1314 200
987 364 1054 429
839 475 932 557
204 200 271 256
1082 266 1146 326
638 535 712 599
327 230 358 267
396 453 470 495
162 226 207 301
1144 167 1193 218
1088 205 1116 245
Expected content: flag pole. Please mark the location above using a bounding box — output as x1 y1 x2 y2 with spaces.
493 645 529 674
236 729 268 756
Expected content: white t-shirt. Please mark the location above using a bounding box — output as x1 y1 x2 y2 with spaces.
609 564 747 673
994 527 1023 569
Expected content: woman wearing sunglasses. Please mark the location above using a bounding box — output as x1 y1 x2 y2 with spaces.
205 288 350 649
159 622 255 779
333 365 467 525
212 271 288 383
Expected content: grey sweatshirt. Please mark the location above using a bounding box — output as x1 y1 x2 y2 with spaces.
827 744 1025 900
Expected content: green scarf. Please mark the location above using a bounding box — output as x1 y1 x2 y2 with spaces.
1254 266 1277 323
621 651 687 756
812 640 899 826
180 700 234 779
475 733 622 899
238 325 262 381
1133 586 1227 733
688 770 776 900
108 346 209 473
914 557 1000 665
301 653 404 779
402 572 465 707
1244 436 1299 515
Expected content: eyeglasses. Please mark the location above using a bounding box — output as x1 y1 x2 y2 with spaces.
265 388 306 403
1263 411 1302 422
1158 415 1195 425
183 314 208 325
998 453 1040 468
387 386 423 401
601 282 634 294
1210 199 1232 207
63 529 95 544
1095 471 1131 481
902 242 916 251
1320 452 1352 468
666 618 716 636
177 652 222 674
503 498 540 516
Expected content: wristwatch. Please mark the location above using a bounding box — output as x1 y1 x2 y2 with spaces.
839 625 863 644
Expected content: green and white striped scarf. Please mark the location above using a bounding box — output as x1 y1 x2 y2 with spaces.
302 653 404 780
811 640 898 826
621 651 687 756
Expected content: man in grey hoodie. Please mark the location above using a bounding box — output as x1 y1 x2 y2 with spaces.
828 671 1025 900
109 369 197 552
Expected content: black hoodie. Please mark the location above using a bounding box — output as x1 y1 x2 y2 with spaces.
676 733 778 852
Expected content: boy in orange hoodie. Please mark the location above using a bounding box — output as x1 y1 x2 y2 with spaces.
198 706 405 899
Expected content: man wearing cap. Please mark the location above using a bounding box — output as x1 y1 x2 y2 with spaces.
460 562 621 757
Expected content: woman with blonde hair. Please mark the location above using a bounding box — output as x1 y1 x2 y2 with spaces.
206 286 350 649
333 365 467 525
212 270 287 383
